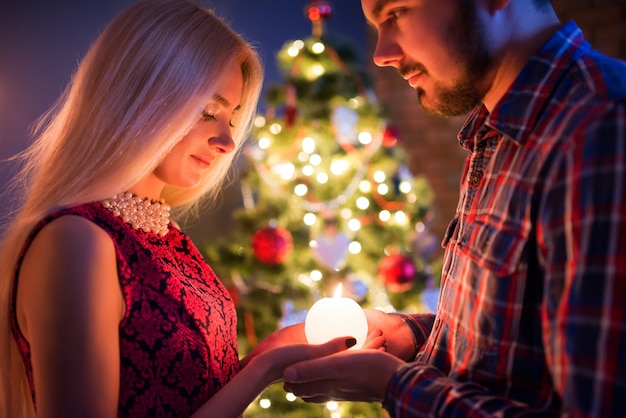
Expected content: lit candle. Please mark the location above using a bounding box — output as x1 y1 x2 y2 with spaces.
304 283 368 349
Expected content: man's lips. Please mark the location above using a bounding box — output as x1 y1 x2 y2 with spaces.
404 72 423 88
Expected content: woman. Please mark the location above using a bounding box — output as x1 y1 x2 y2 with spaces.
0 1 380 416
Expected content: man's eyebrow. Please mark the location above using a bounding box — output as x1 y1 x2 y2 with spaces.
371 0 395 21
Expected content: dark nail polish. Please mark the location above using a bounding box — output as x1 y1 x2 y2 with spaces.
345 337 357 348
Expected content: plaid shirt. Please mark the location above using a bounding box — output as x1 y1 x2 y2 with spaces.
384 21 626 418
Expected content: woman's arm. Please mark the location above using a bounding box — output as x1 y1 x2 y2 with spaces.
17 215 124 418
191 337 357 418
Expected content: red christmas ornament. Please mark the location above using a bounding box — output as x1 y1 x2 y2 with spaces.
306 0 333 22
284 105 297 127
251 226 293 265
382 125 400 147
378 253 415 292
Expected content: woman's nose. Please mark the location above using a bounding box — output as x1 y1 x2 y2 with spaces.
209 131 235 154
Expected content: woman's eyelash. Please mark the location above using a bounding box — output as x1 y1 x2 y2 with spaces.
201 110 235 127
201 110 216 122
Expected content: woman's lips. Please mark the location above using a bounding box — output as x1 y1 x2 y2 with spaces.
192 155 212 168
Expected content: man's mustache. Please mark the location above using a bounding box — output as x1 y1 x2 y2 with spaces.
398 62 428 78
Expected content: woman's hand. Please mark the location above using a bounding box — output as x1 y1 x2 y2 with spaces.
248 337 359 385
191 337 357 418
242 319 389 369
240 323 306 368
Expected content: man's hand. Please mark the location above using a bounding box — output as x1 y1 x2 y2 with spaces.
283 349 405 403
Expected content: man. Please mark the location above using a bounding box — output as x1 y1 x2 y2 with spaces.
283 0 626 416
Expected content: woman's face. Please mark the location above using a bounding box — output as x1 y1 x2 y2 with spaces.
140 64 244 198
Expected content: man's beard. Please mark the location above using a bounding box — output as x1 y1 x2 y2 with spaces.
413 1 494 118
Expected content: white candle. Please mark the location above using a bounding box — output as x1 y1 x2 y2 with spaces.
304 283 368 349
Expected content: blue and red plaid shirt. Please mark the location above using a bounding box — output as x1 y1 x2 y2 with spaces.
384 21 626 418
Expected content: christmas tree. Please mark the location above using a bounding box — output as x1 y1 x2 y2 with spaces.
203 2 441 416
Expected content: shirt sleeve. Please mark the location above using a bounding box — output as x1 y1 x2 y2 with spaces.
395 313 435 361
537 100 626 416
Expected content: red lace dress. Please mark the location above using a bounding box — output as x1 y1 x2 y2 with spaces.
10 202 240 417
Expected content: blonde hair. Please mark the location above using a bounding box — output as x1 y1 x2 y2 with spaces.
0 0 263 415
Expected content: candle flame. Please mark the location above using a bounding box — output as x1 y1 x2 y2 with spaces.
332 283 343 298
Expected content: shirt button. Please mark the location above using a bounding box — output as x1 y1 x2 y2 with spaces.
470 171 483 186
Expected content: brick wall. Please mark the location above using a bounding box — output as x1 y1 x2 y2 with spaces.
553 0 626 59
369 0 626 251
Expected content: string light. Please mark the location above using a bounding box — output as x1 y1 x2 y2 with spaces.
303 212 317 225
298 273 313 286
358 131 372 145
254 115 266 127
287 46 299 57
394 211 408 224
326 401 339 411
311 41 325 54
316 172 329 184
373 171 386 183
294 184 308 196
309 154 322 165
269 123 282 134
348 241 361 254
330 159 349 175
302 165 314 176
258 136 271 149
356 196 370 210
309 63 325 78
399 180 412 193
302 136 316 153
347 219 361 231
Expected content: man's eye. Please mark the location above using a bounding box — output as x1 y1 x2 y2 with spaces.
201 111 217 122
389 9 404 19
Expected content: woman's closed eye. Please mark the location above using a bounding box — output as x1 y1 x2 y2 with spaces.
201 110 235 127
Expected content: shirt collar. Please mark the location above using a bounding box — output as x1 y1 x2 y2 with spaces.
458 21 590 150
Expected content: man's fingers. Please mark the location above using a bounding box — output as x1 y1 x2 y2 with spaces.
363 332 386 350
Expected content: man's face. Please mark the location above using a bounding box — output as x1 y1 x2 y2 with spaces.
361 0 495 117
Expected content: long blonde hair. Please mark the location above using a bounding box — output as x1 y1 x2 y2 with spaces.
0 0 263 415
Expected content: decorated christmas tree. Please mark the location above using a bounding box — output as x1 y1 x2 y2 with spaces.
203 2 441 416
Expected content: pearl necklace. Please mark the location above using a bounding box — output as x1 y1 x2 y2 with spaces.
101 192 171 237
